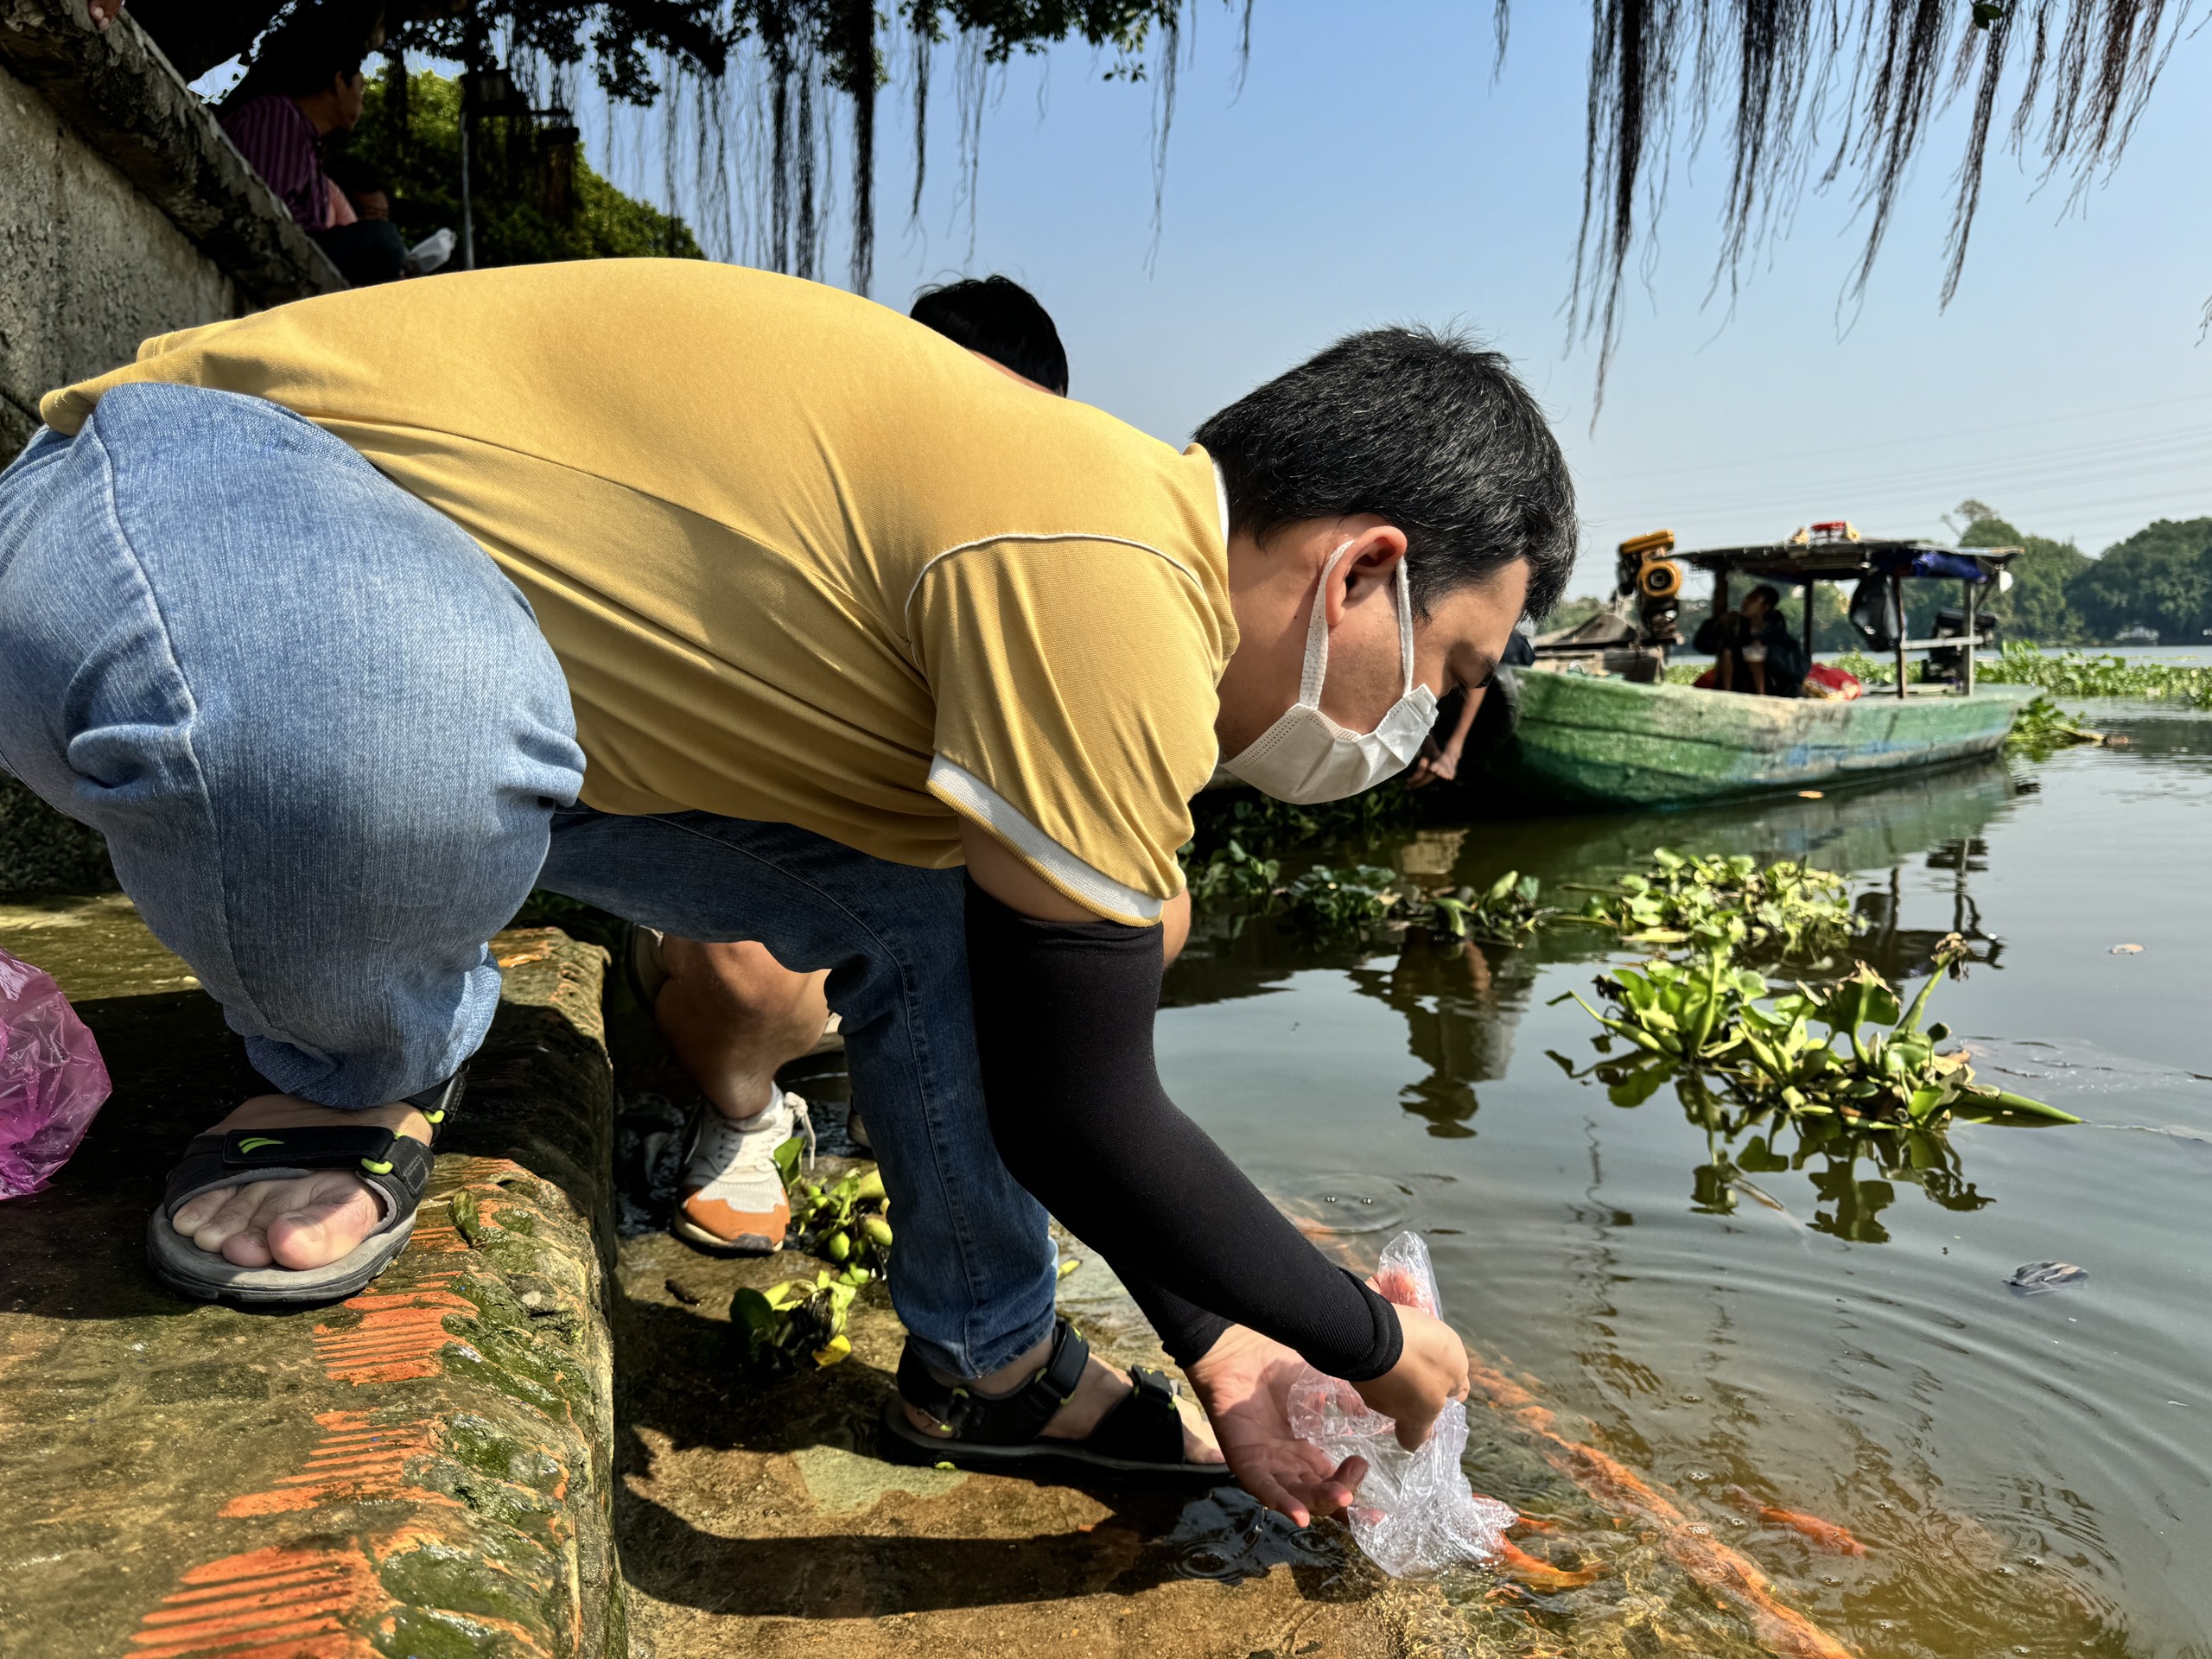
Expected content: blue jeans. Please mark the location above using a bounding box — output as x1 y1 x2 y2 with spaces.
0 385 1058 1376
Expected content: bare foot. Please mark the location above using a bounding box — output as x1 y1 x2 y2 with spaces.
904 1338 1222 1464
168 1094 431 1272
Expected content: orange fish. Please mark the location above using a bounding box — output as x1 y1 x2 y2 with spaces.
1724 1487 1870 1556
1465 1357 1857 1659
1493 1538 1599 1592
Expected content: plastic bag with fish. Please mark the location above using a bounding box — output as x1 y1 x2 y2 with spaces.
1287 1230 1516 1577
0 947 111 1198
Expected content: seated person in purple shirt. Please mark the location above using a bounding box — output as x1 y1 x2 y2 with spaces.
219 37 397 288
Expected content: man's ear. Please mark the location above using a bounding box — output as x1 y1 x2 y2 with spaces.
1321 524 1410 627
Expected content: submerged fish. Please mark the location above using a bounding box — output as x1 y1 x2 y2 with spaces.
1465 1357 1857 1659
1494 1537 1600 1592
1724 1487 1869 1555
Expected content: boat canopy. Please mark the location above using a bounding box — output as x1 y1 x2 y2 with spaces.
1679 536 2020 587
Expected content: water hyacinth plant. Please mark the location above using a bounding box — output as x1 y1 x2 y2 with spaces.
1427 870 1554 946
1574 849 1857 959
1979 642 2212 708
1570 934 2078 1128
1267 863 1557 944
774 1140 893 1279
2004 694 2104 755
1185 839 1281 904
730 1269 861 1374
1281 863 1403 933
729 1145 896 1376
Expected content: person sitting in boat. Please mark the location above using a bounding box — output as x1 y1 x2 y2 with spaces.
1694 584 1808 697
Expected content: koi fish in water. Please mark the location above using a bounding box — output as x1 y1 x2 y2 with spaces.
1370 1259 1439 1316
1724 1486 1869 1556
1493 1537 1599 1592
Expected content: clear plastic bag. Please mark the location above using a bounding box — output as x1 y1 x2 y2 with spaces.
1288 1230 1516 1577
405 227 458 275
0 948 111 1198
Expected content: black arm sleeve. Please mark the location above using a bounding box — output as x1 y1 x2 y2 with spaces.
964 879 1403 1380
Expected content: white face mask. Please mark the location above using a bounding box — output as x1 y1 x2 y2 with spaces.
1220 543 1438 804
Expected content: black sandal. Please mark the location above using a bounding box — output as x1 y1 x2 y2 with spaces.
880 1317 1224 1480
145 1071 466 1305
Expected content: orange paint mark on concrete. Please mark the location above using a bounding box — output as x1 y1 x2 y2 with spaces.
403 1220 468 1255
313 1276 473 1386
221 1411 447 1518
127 1545 383 1659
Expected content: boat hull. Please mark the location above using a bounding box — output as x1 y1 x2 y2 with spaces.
1489 671 2036 809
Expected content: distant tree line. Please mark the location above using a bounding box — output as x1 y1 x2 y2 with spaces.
1957 501 2212 648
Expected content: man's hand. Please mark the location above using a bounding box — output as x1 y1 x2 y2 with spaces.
1185 1325 1367 1527
86 0 122 30
1407 738 1462 788
1350 1303 1470 1451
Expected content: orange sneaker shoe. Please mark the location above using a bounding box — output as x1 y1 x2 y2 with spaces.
673 1092 810 1255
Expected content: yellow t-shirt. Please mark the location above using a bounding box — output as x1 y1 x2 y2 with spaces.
41 261 1234 925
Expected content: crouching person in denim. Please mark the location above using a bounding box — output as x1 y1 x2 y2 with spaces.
0 262 1570 1517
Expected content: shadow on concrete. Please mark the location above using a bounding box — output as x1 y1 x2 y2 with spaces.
0 988 258 1323
615 1481 1366 1618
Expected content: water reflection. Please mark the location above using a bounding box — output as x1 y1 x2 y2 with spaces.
1161 720 2212 1658
1169 755 2024 1160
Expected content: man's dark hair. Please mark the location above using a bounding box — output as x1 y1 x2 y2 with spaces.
1193 327 1577 622
228 18 367 105
911 276 1070 396
1745 583 1783 611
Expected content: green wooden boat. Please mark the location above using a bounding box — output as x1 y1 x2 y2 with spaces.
1478 524 2036 808
1491 669 2036 809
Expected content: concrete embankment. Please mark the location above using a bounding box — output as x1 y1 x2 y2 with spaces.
0 899 1452 1659
0 906 626 1659
1 891 1834 1659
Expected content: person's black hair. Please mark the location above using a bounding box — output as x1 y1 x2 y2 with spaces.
228 20 366 105
911 276 1070 396
1192 327 1577 622
1745 583 1783 611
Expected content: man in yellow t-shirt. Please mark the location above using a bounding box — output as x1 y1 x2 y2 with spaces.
1 261 1573 1520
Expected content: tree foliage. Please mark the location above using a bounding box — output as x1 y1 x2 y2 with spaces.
1573 1 2191 403
1955 504 2212 646
342 68 701 264
1959 509 2090 644
127 3 2197 376
133 0 1201 296
2071 517 2212 642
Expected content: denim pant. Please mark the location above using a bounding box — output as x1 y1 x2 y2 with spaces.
0 385 1058 1376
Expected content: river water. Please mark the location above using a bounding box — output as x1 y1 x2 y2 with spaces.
1163 700 2212 1658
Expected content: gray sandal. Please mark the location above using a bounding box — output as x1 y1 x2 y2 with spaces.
146 1071 464 1305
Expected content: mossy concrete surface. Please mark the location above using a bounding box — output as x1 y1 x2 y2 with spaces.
613 1209 1457 1659
0 906 626 1659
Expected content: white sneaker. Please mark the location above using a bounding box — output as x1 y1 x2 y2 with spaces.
673 1090 812 1254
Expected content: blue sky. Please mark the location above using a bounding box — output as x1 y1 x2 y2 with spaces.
829 1 2212 590
206 3 2212 595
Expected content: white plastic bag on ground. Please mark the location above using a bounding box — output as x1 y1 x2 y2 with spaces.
406 227 457 275
1288 1230 1516 1577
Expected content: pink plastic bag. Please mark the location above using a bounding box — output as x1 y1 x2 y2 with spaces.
0 947 111 1198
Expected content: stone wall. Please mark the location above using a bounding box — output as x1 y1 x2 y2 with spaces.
0 0 342 891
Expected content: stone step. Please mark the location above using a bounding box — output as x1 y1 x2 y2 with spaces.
0 909 626 1659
